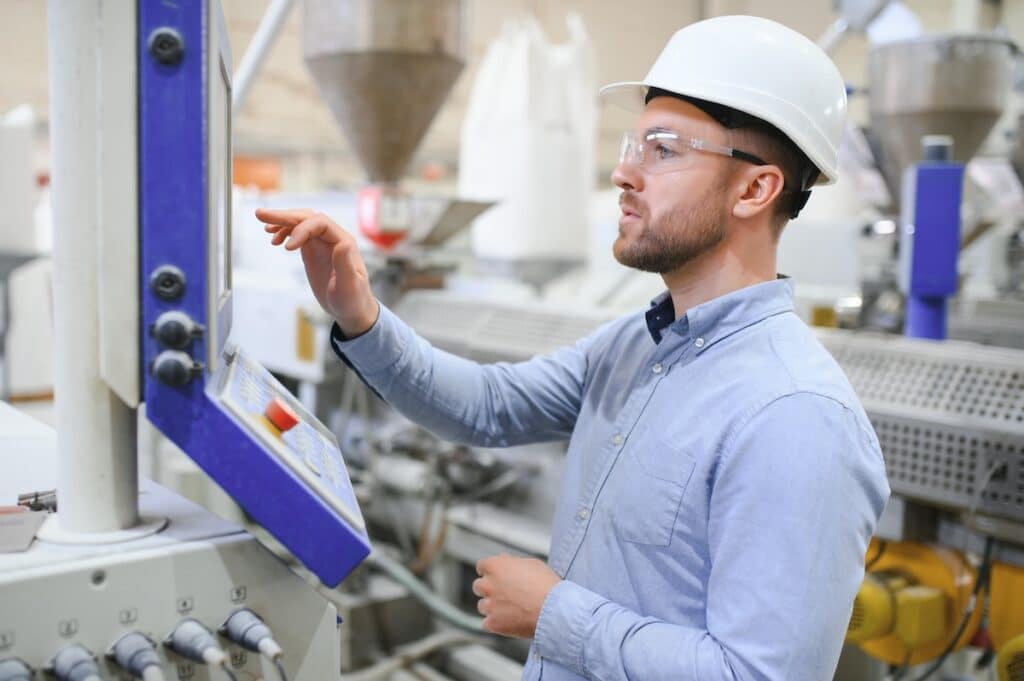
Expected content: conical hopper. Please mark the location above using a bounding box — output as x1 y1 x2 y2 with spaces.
304 0 466 184
868 34 1014 207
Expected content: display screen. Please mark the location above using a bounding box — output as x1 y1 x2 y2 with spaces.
207 39 232 372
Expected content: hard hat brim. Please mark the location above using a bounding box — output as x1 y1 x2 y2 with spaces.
598 82 649 112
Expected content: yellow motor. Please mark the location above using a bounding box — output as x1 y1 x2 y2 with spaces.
992 563 1024 681
998 633 1024 681
847 572 946 648
847 573 895 643
846 541 981 666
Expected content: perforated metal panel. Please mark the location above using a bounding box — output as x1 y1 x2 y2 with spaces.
819 330 1024 522
395 292 1024 522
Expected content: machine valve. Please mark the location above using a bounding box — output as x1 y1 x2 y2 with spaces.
153 311 204 349
153 351 203 387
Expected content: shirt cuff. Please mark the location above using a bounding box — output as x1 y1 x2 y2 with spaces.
329 302 408 375
534 580 606 676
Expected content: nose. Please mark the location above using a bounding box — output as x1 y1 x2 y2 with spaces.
612 160 644 192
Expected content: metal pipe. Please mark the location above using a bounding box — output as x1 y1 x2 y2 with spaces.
337 630 477 681
48 0 139 533
817 0 891 55
232 0 297 114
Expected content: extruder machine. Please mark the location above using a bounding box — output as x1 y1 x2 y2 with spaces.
0 2 370 679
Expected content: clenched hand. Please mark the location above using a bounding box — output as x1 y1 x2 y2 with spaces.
473 554 561 638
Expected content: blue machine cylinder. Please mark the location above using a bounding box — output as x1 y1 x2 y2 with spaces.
905 295 947 340
897 137 965 341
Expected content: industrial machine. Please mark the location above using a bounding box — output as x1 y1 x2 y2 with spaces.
303 0 466 249
5 1 1023 680
0 1 370 678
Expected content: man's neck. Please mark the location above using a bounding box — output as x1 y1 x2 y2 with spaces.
661 246 776 320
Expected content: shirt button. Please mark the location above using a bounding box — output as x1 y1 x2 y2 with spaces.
694 337 705 348
577 507 590 521
652 362 663 374
611 434 623 445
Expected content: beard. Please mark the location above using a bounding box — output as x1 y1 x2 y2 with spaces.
613 190 727 274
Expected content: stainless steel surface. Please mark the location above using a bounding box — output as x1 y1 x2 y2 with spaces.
948 297 1024 349
413 198 494 247
868 34 1014 204
818 329 1024 522
303 0 466 183
445 645 525 681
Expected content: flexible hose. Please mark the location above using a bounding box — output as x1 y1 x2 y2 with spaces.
325 550 486 634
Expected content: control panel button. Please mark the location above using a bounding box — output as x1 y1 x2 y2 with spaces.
264 398 299 433
153 311 203 349
153 351 200 387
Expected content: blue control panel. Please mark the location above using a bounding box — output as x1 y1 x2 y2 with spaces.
216 349 366 534
138 0 370 586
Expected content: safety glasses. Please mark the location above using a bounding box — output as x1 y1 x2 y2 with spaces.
619 128 768 175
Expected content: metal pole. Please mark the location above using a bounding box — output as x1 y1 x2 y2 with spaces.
48 0 139 534
233 0 297 113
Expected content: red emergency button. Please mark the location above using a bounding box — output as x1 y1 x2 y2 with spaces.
264 397 299 433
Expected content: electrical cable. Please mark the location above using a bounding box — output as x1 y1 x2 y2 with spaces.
274 658 289 681
865 540 888 571
967 461 1007 519
904 536 995 681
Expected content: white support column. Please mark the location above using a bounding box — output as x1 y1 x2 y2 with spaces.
47 0 139 535
233 0 297 114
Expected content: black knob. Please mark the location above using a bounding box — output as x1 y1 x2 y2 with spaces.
153 311 201 349
150 265 186 301
148 27 185 66
153 351 198 387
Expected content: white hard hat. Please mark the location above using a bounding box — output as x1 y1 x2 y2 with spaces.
601 15 847 186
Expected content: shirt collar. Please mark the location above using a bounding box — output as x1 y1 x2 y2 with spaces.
645 278 795 350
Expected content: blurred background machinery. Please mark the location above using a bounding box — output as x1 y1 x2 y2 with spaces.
2 0 1024 680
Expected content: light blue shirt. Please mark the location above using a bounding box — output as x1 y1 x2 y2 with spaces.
332 278 890 681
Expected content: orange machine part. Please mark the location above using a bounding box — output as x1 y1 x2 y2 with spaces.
233 155 281 191
990 562 1024 650
860 541 982 666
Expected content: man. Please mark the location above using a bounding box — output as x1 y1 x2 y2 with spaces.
258 15 889 681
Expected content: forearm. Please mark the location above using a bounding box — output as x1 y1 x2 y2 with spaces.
534 581 725 681
331 303 584 447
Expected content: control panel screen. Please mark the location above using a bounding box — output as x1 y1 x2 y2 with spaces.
206 34 232 373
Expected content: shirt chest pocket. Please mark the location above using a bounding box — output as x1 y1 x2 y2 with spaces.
609 438 697 547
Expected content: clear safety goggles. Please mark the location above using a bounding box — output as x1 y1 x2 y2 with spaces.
618 129 768 175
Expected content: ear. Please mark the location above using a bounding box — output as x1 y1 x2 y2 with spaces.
732 165 785 220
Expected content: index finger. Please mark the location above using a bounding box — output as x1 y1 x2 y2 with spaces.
254 207 314 227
